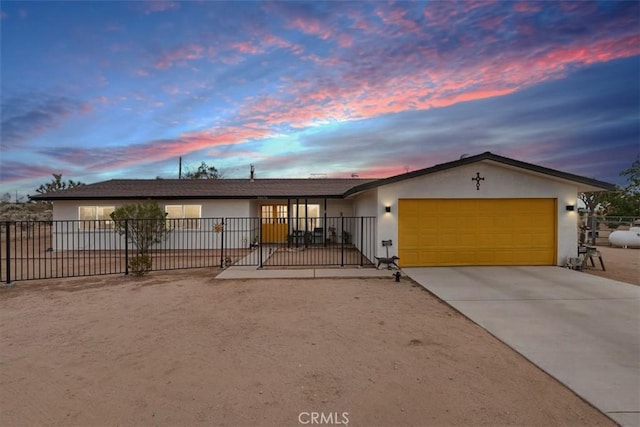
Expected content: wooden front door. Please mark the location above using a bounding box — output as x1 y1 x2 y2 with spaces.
261 205 288 243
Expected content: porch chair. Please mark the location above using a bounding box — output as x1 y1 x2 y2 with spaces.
311 227 324 245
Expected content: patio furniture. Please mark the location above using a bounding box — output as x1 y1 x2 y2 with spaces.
311 227 324 244
289 230 306 247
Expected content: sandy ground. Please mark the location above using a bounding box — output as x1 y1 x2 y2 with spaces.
0 269 612 427
581 246 639 285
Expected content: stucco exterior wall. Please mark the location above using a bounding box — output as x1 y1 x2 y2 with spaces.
51 199 255 250
352 191 378 217
50 198 362 251
350 191 379 262
358 161 578 265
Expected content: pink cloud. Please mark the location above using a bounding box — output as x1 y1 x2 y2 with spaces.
230 41 262 54
376 7 421 34
478 15 504 30
349 13 379 34
513 2 542 13
262 33 305 55
52 126 277 173
343 164 414 179
0 11 7 20
143 1 180 14
337 34 354 48
233 23 640 134
288 16 332 40
162 85 181 95
223 32 304 61
0 161 72 184
155 43 204 69
300 54 341 68
206 149 271 160
423 1 495 28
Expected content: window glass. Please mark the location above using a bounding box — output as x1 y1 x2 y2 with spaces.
292 204 321 230
79 206 115 230
79 206 96 221
184 205 201 218
165 205 183 219
165 205 201 229
97 206 115 220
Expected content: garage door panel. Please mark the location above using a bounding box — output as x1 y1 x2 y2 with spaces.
399 199 556 266
402 251 422 266
457 234 477 247
418 251 439 265
491 233 514 247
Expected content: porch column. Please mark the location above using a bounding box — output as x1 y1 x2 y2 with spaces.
304 198 308 234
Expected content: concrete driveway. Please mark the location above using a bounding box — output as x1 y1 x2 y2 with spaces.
404 266 640 427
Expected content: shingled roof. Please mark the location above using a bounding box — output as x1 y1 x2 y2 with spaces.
30 178 377 200
30 152 615 201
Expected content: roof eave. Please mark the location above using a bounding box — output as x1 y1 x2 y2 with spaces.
30 194 348 201
343 152 617 196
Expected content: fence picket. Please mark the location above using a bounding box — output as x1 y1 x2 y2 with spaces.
0 216 377 282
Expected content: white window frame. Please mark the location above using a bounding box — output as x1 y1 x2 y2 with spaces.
78 206 115 230
165 204 202 230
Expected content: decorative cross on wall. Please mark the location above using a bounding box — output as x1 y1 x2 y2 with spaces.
472 172 485 191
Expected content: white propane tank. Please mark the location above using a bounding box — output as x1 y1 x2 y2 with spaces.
608 227 640 248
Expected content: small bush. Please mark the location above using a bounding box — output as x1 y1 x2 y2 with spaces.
129 255 152 277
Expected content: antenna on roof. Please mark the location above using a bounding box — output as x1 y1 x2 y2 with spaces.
250 164 255 182
179 156 182 179
351 173 359 178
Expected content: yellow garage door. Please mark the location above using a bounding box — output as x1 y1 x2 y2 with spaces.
398 199 556 266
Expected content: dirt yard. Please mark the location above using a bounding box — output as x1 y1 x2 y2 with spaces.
0 270 613 426
581 246 640 285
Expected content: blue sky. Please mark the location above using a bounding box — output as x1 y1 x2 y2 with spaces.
1 1 639 198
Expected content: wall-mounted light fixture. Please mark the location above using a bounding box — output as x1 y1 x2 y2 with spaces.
385 205 391 213
565 205 575 211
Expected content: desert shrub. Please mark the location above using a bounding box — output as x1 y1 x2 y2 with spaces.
110 201 171 276
128 255 152 277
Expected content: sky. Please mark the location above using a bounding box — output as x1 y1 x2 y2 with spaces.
1 0 639 199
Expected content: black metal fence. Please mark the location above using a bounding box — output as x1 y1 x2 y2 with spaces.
1 216 376 283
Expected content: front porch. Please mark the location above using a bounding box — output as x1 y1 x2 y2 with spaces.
232 242 375 268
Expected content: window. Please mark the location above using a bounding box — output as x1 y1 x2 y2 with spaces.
291 204 321 231
78 206 115 230
261 205 288 224
165 205 201 229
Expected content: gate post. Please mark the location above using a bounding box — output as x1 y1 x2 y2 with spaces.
4 222 10 284
220 218 225 268
259 218 263 268
360 217 364 266
340 216 345 267
124 219 129 276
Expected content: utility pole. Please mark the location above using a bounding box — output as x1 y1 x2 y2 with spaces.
179 157 182 179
